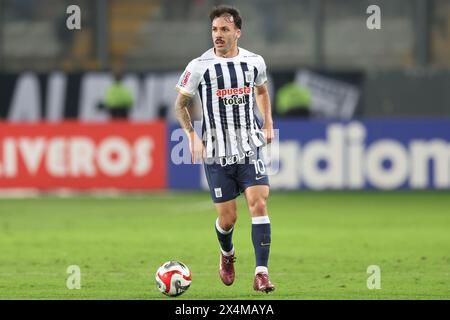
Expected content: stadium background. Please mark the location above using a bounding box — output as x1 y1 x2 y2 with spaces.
0 0 449 300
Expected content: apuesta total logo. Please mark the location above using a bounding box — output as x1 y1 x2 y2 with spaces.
216 87 251 106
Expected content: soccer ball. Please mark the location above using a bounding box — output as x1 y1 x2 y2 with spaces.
155 261 192 297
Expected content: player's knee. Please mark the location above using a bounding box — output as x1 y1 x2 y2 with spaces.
249 198 267 215
220 211 237 229
223 215 237 230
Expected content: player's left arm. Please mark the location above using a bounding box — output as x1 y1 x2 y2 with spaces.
254 83 274 144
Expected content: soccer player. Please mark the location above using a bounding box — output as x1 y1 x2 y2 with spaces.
175 5 275 293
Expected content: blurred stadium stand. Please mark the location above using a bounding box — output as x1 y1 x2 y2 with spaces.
1 0 448 71
0 0 449 118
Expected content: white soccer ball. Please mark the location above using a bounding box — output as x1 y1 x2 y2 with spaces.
155 261 192 297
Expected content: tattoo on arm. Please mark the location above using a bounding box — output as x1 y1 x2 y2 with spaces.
175 94 194 133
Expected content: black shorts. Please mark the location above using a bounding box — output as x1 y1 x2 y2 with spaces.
203 149 270 203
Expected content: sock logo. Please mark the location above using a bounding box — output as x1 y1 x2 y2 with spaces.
260 233 270 246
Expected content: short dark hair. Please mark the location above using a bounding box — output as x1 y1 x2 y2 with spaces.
209 5 242 30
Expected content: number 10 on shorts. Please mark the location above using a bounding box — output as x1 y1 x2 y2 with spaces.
252 159 266 175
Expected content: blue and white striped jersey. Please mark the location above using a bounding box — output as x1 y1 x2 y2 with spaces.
176 47 268 158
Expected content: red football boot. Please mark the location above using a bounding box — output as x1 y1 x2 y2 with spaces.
219 253 236 286
253 272 275 293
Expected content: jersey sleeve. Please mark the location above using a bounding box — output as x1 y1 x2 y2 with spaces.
254 56 268 87
176 59 202 97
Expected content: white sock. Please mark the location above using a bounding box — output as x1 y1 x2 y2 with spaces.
251 216 270 224
255 266 268 275
221 247 235 257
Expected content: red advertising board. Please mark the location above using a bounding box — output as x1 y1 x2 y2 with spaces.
0 121 167 190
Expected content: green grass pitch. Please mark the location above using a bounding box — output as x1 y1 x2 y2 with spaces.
0 191 449 300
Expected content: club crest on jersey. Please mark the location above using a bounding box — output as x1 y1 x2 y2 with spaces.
214 188 222 198
245 71 254 83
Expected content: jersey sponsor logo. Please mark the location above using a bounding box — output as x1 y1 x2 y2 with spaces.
216 86 251 106
222 95 248 106
219 150 255 167
216 87 251 97
180 71 191 87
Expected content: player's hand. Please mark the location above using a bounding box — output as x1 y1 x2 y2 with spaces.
263 121 274 144
188 131 205 164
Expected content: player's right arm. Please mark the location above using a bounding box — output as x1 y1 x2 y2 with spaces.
174 92 195 134
254 56 274 144
175 60 204 163
175 92 204 164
